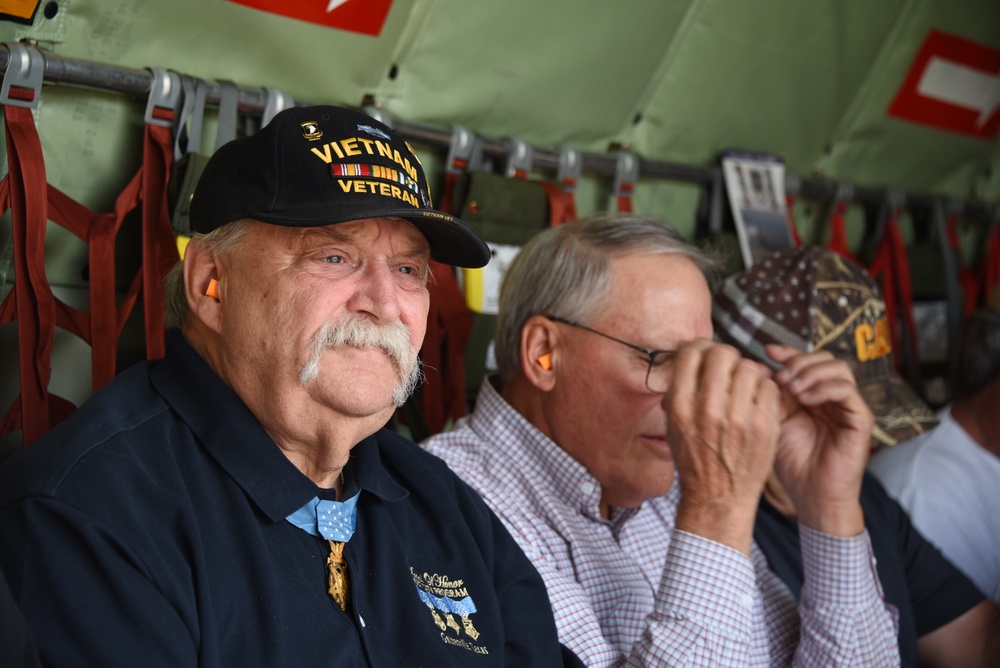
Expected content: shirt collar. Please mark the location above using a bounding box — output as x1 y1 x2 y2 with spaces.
152 331 406 522
469 376 640 524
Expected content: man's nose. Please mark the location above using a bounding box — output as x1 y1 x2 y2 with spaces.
346 261 402 322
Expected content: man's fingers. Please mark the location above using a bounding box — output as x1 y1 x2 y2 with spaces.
665 339 712 429
668 340 780 450
777 358 856 398
727 358 765 445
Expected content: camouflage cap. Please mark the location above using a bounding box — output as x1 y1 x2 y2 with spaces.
712 246 938 449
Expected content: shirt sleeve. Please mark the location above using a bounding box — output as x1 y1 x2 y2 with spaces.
629 530 762 666
530 527 761 667
795 526 900 667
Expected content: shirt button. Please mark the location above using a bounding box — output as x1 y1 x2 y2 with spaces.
580 481 595 495
740 592 754 608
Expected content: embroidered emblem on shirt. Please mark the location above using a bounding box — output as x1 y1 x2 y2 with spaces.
411 567 489 655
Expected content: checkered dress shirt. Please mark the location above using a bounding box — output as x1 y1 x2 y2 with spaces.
422 379 900 667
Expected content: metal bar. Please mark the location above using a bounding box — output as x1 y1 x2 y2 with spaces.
1 43 995 223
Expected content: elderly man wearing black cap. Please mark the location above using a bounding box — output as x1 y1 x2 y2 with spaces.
0 106 579 667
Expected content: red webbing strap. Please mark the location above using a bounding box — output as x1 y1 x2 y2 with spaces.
826 200 861 266
0 102 178 444
945 214 980 318
559 175 578 223
508 166 530 181
140 115 179 359
420 259 474 435
436 160 466 219
59 165 150 386
0 101 129 441
785 194 803 247
616 187 634 214
613 152 637 214
414 158 474 434
1 101 57 443
867 211 919 378
536 180 571 227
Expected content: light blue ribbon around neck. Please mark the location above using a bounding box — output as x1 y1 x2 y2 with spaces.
285 492 360 542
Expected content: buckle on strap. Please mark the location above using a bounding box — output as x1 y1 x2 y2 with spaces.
1 42 45 108
144 67 180 127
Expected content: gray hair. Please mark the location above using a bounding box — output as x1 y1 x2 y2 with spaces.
494 213 719 380
956 307 1000 397
163 220 251 329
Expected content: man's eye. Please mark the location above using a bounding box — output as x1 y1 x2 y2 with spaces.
323 255 345 264
650 352 676 367
398 266 415 275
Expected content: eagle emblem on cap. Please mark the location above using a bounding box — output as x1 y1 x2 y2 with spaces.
300 122 323 141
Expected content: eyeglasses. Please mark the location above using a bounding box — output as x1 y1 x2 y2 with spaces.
546 316 676 394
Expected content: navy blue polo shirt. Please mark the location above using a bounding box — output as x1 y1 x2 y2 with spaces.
0 331 570 667
755 473 985 668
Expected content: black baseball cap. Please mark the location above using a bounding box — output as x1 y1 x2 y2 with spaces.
189 105 491 268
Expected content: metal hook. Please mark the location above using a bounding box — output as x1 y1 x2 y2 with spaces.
557 146 582 191
1 42 45 108
263 87 294 127
144 67 181 127
504 138 533 179
444 125 482 175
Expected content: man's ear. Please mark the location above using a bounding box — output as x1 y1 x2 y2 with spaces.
182 240 224 333
521 315 559 391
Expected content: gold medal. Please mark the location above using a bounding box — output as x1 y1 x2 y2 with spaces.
327 540 349 611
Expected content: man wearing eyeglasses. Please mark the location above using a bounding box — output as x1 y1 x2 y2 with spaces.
421 214 900 667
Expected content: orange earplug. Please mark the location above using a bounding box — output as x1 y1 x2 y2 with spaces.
537 353 552 370
205 278 219 299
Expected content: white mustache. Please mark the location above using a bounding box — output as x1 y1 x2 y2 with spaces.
300 315 423 407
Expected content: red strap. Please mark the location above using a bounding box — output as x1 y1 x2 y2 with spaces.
0 104 128 438
616 187 634 214
785 194 803 247
536 180 572 227
415 157 472 433
613 153 637 214
0 102 178 444
1 103 55 444
946 214 981 318
420 260 474 434
866 212 919 378
436 160 467 216
0 394 77 444
826 201 861 266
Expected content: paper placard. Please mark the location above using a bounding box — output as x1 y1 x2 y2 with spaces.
721 151 796 268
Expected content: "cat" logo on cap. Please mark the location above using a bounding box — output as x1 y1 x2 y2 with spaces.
855 317 891 362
